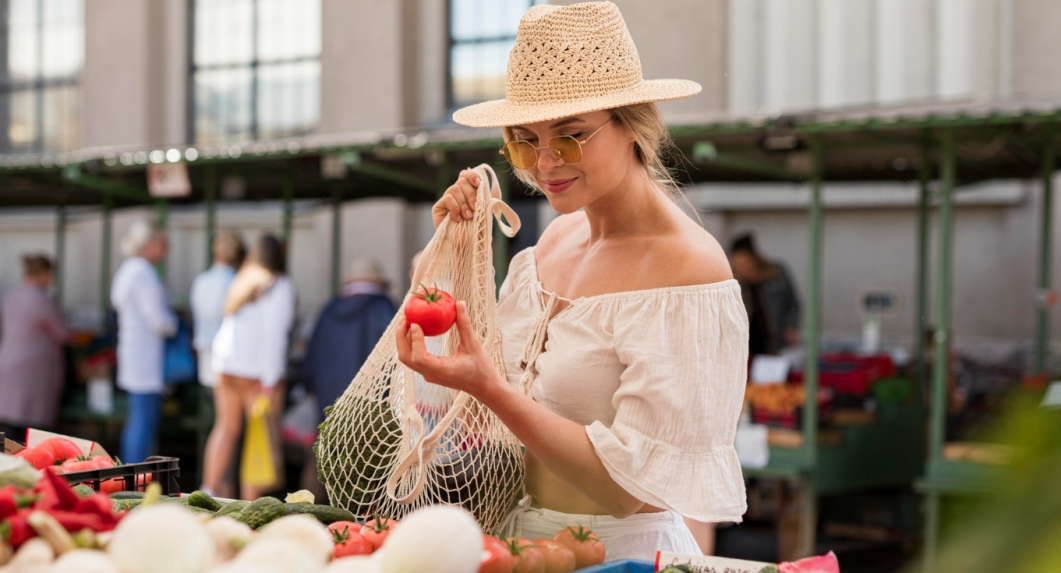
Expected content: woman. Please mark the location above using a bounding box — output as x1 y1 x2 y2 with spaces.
397 2 747 560
0 255 69 442
111 221 177 463
205 234 295 500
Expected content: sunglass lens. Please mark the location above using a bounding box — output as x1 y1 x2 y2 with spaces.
550 136 582 165
503 141 537 169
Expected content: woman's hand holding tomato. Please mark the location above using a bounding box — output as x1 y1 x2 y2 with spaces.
396 301 504 401
404 285 457 337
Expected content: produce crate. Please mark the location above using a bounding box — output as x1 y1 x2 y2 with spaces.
60 456 180 496
576 560 654 573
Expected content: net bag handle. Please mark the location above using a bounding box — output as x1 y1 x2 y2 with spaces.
387 164 520 504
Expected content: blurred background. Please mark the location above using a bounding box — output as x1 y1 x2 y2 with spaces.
2 1 1061 571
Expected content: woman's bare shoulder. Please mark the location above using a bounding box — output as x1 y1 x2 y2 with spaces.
652 227 734 287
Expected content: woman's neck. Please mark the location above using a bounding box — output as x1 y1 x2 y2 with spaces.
582 168 674 244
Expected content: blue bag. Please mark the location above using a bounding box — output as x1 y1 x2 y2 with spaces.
164 318 197 385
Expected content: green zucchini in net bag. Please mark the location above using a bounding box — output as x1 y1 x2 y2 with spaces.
314 400 401 515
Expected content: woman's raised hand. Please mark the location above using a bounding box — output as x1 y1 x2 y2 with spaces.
396 301 500 399
431 169 481 228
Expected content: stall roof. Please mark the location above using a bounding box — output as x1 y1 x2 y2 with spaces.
3 96 1061 208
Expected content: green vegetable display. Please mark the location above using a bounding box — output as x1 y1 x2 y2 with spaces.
216 499 250 517
282 502 357 524
187 490 222 512
233 496 285 529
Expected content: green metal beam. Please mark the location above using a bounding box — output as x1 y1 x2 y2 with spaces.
929 129 956 474
351 157 440 198
204 164 218 271
61 166 152 202
692 141 805 181
331 182 343 297
282 170 295 248
100 194 113 332
156 199 169 280
54 204 66 305
915 132 932 395
804 135 824 467
1035 125 1056 374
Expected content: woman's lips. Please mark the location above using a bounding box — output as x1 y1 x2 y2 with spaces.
542 177 576 193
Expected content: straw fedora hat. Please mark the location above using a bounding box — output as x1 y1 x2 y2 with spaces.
452 1 701 128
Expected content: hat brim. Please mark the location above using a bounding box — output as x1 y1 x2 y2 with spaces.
452 79 702 128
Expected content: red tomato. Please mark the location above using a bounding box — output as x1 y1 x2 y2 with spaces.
533 539 577 573
328 521 373 558
60 455 114 473
479 535 513 573
99 478 125 495
404 285 456 337
360 517 398 551
506 537 546 573
19 438 83 470
552 526 605 569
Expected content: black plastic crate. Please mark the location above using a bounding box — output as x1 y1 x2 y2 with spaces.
60 456 180 496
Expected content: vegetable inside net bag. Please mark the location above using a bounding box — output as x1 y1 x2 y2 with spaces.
316 164 523 532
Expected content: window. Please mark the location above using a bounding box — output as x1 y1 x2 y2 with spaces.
448 0 543 108
0 0 83 153
191 0 320 145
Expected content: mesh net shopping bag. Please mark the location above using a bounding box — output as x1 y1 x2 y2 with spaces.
316 164 524 532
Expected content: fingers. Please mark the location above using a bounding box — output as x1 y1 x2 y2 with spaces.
454 301 481 353
407 323 432 367
395 317 413 363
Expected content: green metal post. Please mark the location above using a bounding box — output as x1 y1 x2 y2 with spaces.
915 133 932 394
923 491 941 573
804 135 824 466
331 183 343 297
283 172 295 248
156 199 169 279
494 170 511 294
55 205 66 305
929 129 956 473
1035 126 1056 374
100 194 113 332
205 165 218 270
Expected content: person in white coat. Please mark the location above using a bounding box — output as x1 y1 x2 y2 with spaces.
111 220 177 463
205 234 295 500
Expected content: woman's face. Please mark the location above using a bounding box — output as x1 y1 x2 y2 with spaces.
508 110 637 214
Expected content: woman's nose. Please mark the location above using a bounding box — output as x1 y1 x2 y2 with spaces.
536 145 564 172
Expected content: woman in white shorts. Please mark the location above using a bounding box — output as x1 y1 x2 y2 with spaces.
397 1 748 560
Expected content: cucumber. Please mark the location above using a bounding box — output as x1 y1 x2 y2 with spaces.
111 499 142 512
184 505 217 516
187 490 222 512
282 503 358 525
73 484 96 498
234 497 285 529
108 490 145 498
216 500 250 517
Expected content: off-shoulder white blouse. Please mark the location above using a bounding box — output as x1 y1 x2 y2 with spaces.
496 247 749 523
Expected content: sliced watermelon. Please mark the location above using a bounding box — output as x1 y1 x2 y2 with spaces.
778 551 840 573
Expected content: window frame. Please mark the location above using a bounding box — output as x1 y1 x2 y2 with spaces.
0 0 83 153
445 0 541 111
186 0 321 145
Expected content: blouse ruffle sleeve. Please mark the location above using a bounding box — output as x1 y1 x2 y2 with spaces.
585 283 750 523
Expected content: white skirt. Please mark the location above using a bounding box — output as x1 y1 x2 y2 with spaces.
510 506 702 562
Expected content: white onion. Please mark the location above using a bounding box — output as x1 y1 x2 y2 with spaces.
379 506 483 573
108 505 214 573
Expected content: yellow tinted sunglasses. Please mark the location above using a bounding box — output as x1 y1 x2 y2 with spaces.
499 120 611 170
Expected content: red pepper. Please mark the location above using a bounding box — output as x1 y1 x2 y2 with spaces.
39 467 79 511
0 485 17 520
0 511 34 547
48 510 116 533
32 471 60 511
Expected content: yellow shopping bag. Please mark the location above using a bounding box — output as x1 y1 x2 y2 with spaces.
241 395 277 487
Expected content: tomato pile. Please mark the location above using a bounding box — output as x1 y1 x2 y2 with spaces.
11 437 132 494
326 515 397 558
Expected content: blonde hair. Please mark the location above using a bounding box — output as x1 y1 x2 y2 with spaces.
502 102 681 196
121 220 161 258
223 234 285 315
